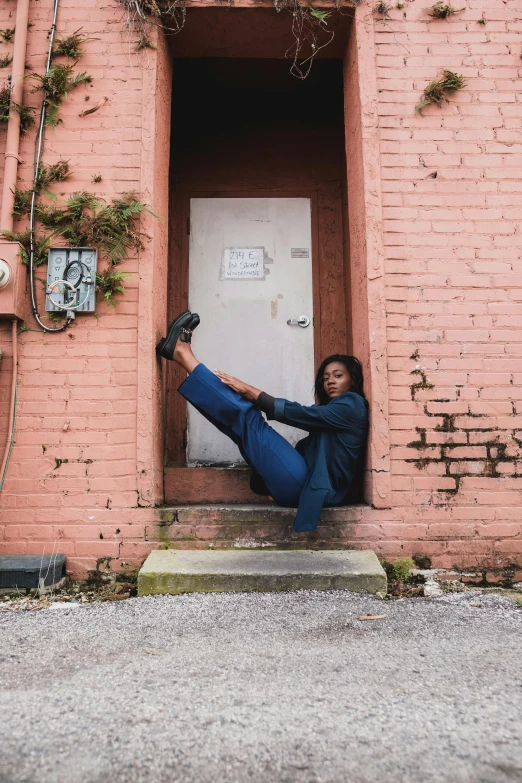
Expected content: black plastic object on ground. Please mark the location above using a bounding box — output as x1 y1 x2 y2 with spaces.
0 554 66 590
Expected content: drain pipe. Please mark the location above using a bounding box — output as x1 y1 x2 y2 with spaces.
0 0 30 228
0 0 30 492
0 320 18 491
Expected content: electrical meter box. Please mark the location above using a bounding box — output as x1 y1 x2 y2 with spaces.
46 247 97 313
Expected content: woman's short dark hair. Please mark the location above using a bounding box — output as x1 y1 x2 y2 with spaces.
314 355 366 405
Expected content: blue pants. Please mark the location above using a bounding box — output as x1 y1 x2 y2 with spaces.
178 364 309 507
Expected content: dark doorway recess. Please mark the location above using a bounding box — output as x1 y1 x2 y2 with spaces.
165 57 352 503
170 57 346 191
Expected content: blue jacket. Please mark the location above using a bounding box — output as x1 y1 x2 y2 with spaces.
269 393 368 532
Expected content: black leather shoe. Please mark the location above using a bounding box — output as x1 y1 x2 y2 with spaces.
186 312 200 339
156 310 192 360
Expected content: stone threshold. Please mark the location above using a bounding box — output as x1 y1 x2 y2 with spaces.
138 549 387 596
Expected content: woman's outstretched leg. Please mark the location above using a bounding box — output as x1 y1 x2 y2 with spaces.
172 339 308 507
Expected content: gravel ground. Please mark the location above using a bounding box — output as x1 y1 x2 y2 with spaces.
0 590 521 783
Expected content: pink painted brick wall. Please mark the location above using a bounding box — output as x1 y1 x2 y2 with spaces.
0 0 521 575
0 0 158 574
376 0 522 568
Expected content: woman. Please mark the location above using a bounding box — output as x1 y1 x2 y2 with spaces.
157 310 369 533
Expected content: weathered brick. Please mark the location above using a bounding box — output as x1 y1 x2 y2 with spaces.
1 1 521 574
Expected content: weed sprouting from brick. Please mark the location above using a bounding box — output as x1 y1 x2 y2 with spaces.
374 1 391 17
380 559 424 597
426 2 464 19
52 29 96 60
415 70 466 114
96 268 134 306
0 85 34 133
0 85 10 124
0 29 14 44
135 34 156 51
393 557 414 580
30 64 92 127
14 102 36 134
0 54 13 69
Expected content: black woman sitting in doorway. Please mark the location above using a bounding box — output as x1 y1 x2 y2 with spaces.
157 311 369 533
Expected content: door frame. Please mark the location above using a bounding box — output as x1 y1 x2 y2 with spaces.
140 6 391 509
165 187 337 469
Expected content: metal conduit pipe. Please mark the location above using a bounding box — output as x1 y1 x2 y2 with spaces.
0 320 18 491
0 0 30 491
0 0 31 230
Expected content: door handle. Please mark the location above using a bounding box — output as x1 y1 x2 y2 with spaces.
287 315 310 328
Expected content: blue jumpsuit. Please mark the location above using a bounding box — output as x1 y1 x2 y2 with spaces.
178 363 369 532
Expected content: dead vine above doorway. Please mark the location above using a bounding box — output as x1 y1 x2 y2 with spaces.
117 0 361 79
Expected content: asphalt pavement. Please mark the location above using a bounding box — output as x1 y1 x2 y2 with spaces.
1 590 521 783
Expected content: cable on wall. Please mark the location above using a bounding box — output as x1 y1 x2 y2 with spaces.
28 0 73 333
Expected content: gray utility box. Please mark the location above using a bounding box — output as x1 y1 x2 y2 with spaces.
46 247 97 313
0 554 66 591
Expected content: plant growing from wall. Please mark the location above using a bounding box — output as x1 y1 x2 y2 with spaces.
30 64 92 127
0 54 13 69
0 83 34 133
36 191 150 264
2 29 151 314
10 160 71 219
96 268 134 306
393 558 414 581
415 69 465 114
15 102 35 134
135 34 156 51
52 29 95 60
5 187 151 305
117 0 362 79
426 2 464 18
0 29 15 44
374 1 391 18
0 85 9 124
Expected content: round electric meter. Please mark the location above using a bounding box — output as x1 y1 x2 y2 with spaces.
0 258 11 290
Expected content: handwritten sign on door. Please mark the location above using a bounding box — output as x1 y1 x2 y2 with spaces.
220 247 265 280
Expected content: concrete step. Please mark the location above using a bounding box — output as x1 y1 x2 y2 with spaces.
138 549 387 596
152 504 369 549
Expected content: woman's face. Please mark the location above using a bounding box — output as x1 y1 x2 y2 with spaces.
323 362 353 400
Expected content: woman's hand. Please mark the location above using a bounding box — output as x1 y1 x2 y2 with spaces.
215 371 261 403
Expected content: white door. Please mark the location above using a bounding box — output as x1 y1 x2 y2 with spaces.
187 197 315 465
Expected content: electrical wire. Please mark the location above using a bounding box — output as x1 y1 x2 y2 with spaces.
63 258 85 289
46 258 93 310
28 0 71 333
47 277 93 311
